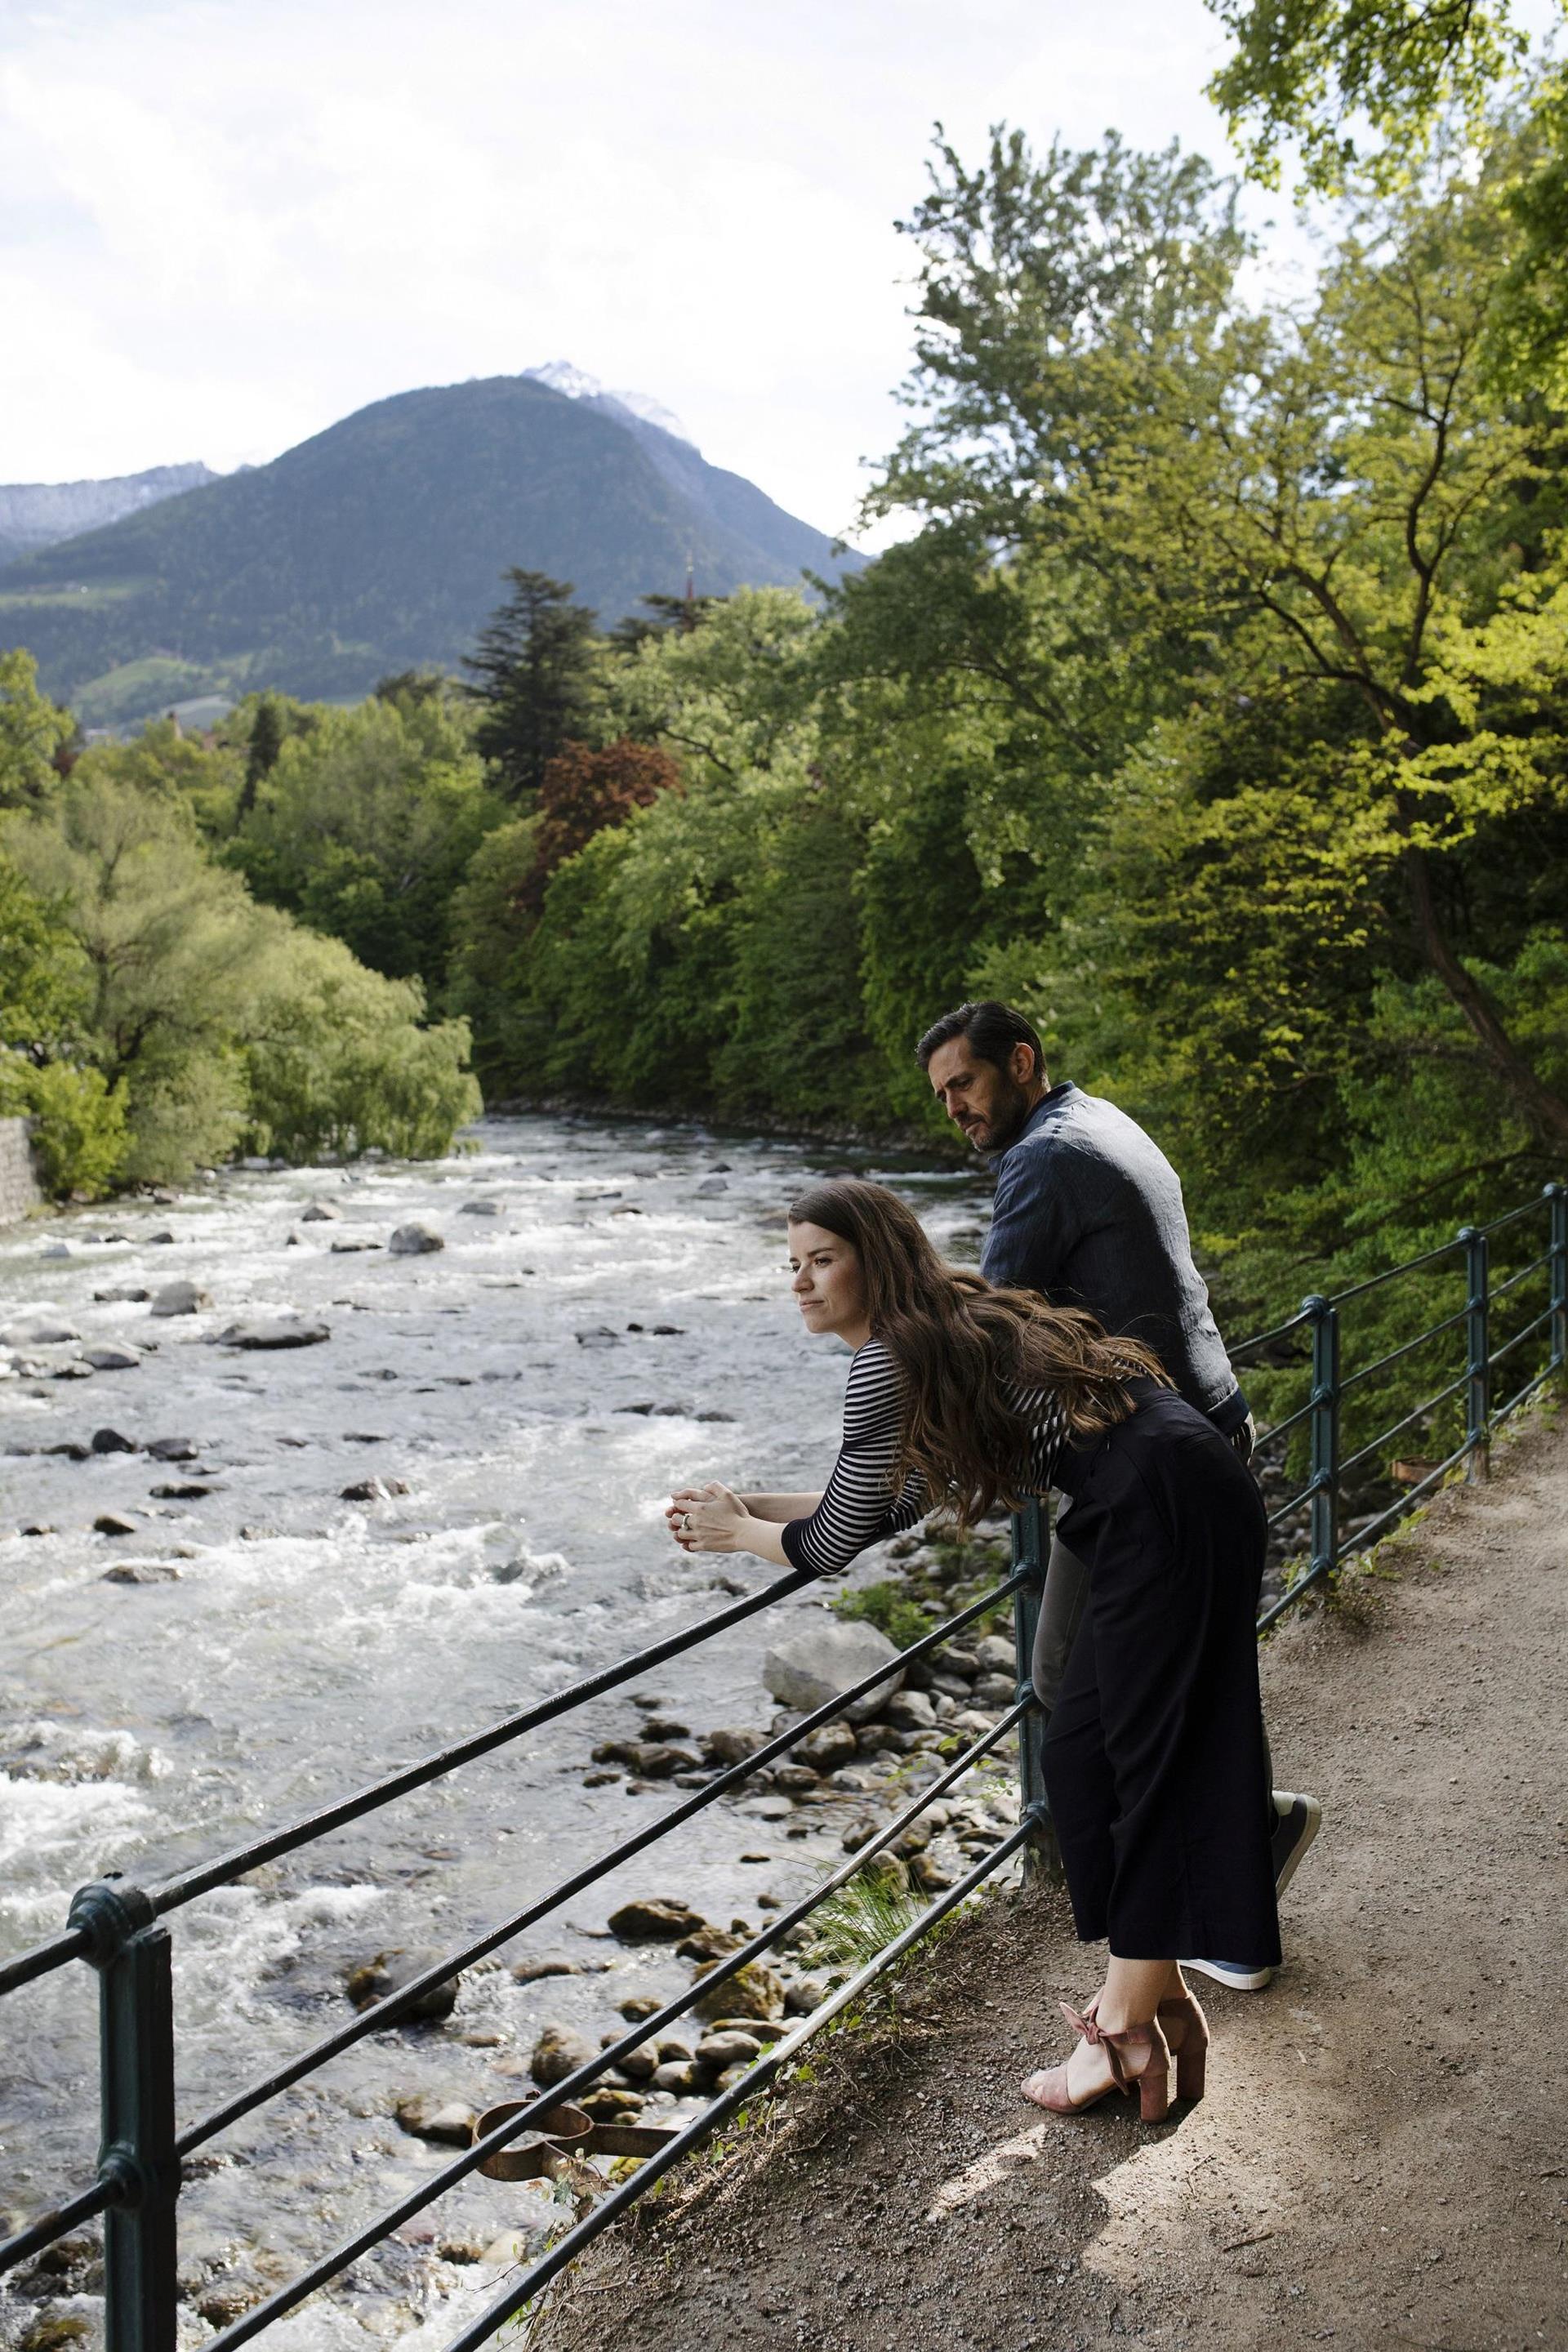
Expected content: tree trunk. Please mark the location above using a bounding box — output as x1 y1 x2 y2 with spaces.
1402 844 1568 1150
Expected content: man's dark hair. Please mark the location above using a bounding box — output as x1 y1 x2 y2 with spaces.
915 1000 1047 1081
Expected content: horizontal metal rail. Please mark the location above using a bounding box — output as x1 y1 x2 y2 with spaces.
1480 1196 1551 1236
1250 1396 1314 1450
1337 1370 1469 1480
1266 1481 1315 1530
1231 1307 1312 1356
1338 1308 1467 1395
174 1572 1026 2161
442 1819 1035 2352
200 1709 1032 2352
1489 1301 1555 1368
0 1926 91 2002
1490 1250 1550 1303
1494 1357 1559 1423
0 2179 114 2276
1326 1233 1464 1306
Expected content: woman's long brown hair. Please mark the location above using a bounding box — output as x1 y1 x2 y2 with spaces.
788 1178 1170 1530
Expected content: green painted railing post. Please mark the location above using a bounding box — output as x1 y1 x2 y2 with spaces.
1461 1226 1490 1480
1010 1497 1057 1880
68 1880 179 2352
1548 1184 1568 1375
1303 1294 1340 1587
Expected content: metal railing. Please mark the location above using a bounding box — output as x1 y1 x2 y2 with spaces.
2 1179 1563 2350
1239 1183 1567 1628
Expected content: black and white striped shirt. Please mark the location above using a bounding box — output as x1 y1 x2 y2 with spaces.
780 1336 1070 1577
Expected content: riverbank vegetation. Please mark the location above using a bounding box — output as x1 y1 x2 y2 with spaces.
4 13 1566 1361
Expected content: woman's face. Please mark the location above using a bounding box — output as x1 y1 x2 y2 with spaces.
787 1219 869 1341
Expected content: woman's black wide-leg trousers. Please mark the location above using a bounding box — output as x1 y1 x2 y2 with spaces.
1040 1389 1281 1967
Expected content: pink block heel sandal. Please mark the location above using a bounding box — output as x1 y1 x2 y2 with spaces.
1020 2001 1172 2123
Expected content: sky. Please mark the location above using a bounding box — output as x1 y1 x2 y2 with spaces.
0 0 1555 543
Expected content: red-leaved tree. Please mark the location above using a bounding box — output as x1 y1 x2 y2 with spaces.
519 737 680 912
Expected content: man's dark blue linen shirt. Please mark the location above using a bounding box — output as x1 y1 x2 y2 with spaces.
980 1080 1247 1435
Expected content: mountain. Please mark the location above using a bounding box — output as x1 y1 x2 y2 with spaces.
0 463 217 571
0 373 862 727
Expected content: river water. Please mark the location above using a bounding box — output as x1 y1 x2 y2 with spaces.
1 1115 988 2348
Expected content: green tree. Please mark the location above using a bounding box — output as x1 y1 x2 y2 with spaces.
0 853 127 1197
237 693 287 823
3 771 479 1183
1204 0 1529 192
0 648 75 808
463 570 601 801
229 694 502 987
239 930 480 1162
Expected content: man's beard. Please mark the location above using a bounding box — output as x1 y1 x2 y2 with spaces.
977 1077 1036 1154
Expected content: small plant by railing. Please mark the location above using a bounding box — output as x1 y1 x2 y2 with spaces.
1 1181 1562 2352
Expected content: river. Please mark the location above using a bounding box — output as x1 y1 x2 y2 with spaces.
1 1114 988 2348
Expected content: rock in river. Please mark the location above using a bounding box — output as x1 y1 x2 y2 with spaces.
693 1960 783 2021
389 1223 444 1255
702 1726 767 1766
2 1316 81 1346
607 1895 709 1943
213 1316 330 1350
762 1619 903 1723
530 2021 596 2087
395 2095 477 2144
147 1436 199 1461
345 1949 462 2021
301 1201 341 1223
794 1722 859 1772
341 1477 410 1502
150 1281 211 1318
90 1428 138 1454
84 1346 141 1372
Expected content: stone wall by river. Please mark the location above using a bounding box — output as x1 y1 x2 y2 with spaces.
1 1116 1005 2350
0 1121 42 1228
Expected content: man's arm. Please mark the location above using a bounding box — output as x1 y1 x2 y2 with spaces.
981 1142 1080 1298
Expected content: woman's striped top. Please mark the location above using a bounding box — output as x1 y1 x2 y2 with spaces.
780 1335 1071 1577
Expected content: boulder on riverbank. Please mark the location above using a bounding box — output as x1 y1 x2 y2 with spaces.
762 1619 904 1723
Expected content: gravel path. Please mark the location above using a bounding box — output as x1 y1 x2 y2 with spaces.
523 1410 1568 2351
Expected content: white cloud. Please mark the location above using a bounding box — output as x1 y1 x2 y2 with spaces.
6 0 1540 530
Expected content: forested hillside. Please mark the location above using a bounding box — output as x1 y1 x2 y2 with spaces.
5 14 1568 1352
0 463 216 571
0 373 857 726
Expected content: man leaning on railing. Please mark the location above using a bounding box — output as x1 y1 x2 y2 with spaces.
917 998 1324 1993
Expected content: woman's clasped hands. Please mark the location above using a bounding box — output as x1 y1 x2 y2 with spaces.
666 1481 748 1552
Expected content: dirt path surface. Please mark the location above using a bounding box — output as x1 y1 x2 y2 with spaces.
524 1414 1568 2352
